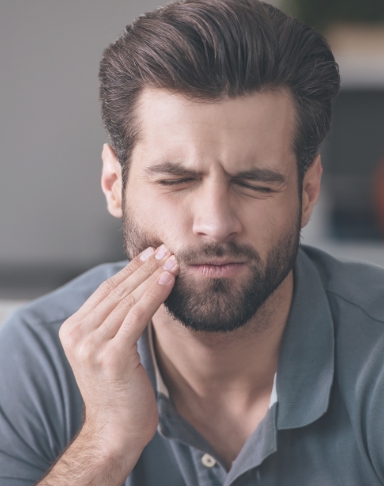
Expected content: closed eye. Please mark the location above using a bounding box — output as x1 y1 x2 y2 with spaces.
234 181 274 193
157 178 196 186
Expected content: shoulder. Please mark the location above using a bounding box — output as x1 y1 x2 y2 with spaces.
301 245 384 326
0 259 127 365
0 261 127 480
300 246 384 407
0 259 128 403
301 247 384 477
10 260 128 326
0 260 127 361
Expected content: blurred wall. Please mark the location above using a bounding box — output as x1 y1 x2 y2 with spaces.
0 1 164 293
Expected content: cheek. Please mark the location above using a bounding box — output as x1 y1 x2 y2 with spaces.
269 192 301 239
244 194 300 252
127 190 192 246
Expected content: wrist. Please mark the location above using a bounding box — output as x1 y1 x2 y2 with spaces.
37 425 142 486
79 418 150 467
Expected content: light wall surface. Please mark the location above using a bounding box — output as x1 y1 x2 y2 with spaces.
0 1 162 272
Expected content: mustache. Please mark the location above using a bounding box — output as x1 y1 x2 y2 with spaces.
122 213 260 264
128 236 260 265
172 242 261 265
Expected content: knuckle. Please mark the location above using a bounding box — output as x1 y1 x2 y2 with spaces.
59 319 77 348
136 258 160 278
116 293 137 311
78 338 97 363
98 263 137 296
107 300 129 322
67 334 81 354
106 305 123 323
125 257 141 271
110 283 129 300
58 322 68 342
145 285 162 301
128 304 145 323
102 348 120 370
98 278 115 296
125 293 137 308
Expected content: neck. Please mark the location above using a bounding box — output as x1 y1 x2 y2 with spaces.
151 270 294 404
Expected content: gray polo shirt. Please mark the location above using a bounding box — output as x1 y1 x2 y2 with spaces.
1 245 384 485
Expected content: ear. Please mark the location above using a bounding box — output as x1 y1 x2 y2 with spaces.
301 154 322 228
101 143 123 218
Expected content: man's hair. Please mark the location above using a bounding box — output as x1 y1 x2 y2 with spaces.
99 0 340 185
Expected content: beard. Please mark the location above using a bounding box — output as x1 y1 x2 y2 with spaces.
122 209 301 333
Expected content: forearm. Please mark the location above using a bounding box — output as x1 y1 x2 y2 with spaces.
37 427 142 486
38 248 176 485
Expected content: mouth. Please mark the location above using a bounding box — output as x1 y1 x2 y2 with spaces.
187 261 246 278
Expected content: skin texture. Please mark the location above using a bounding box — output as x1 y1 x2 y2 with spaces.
122 204 301 333
38 87 321 483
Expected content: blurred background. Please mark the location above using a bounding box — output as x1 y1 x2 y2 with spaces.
1 0 384 321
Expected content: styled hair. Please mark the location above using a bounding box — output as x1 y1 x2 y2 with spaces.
99 0 340 185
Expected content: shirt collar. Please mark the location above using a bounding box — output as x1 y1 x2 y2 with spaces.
276 246 335 429
147 321 170 398
146 321 278 408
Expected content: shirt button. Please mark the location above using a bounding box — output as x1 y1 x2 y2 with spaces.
201 453 216 468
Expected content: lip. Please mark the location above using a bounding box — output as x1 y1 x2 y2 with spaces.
189 258 246 265
188 262 246 278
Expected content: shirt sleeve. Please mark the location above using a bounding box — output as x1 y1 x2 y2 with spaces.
332 294 384 484
0 307 83 485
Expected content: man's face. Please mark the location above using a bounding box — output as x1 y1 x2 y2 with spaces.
121 88 302 332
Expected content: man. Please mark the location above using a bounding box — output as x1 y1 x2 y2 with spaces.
1 0 384 485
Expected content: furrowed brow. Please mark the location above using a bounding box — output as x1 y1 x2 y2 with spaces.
234 168 286 184
145 162 200 178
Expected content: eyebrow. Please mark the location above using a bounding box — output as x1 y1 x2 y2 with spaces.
145 162 197 178
145 161 287 184
234 168 286 184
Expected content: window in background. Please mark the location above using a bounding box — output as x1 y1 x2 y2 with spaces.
282 0 384 243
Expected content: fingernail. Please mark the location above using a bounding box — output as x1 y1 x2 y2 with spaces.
163 255 177 271
155 244 169 260
140 247 154 261
158 272 173 285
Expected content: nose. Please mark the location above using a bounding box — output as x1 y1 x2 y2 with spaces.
192 181 242 242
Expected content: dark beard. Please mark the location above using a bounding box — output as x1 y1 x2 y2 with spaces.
122 210 301 333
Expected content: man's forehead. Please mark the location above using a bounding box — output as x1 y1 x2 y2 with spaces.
131 86 297 174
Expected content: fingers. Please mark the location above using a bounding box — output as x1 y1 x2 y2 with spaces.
93 260 178 342
76 245 175 328
71 247 156 322
60 245 179 350
113 269 177 348
89 248 177 330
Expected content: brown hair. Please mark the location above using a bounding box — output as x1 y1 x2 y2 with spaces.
99 0 340 185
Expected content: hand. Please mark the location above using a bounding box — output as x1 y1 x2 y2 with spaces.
59 245 179 458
